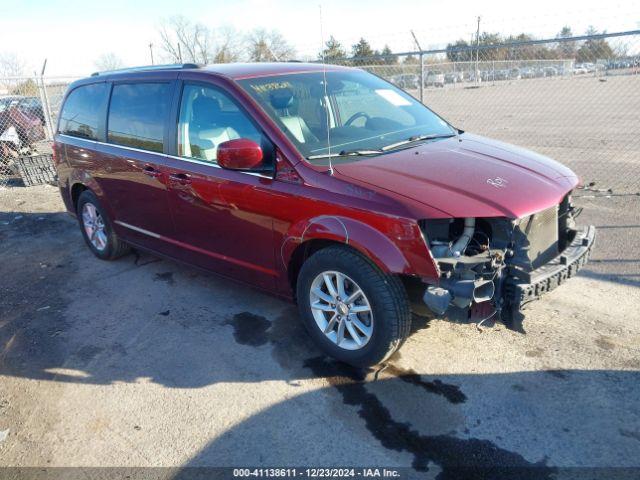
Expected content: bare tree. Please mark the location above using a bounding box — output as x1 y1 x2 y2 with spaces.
158 16 244 64
211 25 243 63
157 17 295 64
0 53 26 78
159 16 210 63
94 53 124 72
247 29 295 62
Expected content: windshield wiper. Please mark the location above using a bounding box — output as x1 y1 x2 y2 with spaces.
339 148 382 156
307 149 382 160
381 133 457 152
306 133 457 161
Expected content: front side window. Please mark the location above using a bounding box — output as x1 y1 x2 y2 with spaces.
238 70 455 164
178 84 263 163
59 83 108 140
107 83 171 153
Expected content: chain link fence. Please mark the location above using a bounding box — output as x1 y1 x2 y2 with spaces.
0 76 78 188
334 30 640 195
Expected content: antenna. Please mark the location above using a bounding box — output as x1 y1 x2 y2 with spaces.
319 4 333 175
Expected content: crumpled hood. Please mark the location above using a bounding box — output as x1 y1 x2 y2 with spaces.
335 133 578 218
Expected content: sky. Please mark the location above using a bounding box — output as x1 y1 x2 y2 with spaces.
1 0 639 77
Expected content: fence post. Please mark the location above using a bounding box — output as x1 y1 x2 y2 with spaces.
419 52 425 103
37 76 55 141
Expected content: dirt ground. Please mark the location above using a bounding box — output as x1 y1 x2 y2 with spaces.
410 74 640 194
0 185 639 477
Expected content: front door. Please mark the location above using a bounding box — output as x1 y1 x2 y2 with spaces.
162 82 278 289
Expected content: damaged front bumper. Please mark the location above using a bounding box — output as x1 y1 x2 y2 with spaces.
421 224 596 322
504 225 596 311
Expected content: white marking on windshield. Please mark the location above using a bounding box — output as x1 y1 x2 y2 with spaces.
375 89 412 106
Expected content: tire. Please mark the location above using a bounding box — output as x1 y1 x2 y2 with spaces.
296 245 411 367
76 190 130 260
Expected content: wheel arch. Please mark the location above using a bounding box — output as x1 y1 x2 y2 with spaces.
67 171 113 218
283 215 438 295
70 183 88 211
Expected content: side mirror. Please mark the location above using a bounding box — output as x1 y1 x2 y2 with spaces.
217 138 263 170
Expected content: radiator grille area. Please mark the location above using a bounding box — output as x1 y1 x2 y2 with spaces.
519 205 559 269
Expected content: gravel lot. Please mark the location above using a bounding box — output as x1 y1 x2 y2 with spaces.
0 185 639 477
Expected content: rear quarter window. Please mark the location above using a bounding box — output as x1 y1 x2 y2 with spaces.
107 83 171 153
59 83 108 140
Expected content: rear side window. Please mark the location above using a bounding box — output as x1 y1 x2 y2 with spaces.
107 83 171 153
59 83 108 140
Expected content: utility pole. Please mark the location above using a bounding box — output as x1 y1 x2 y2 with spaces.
410 30 424 103
177 43 183 63
475 16 481 85
149 43 154 65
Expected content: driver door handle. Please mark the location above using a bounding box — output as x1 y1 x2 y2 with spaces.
169 172 192 186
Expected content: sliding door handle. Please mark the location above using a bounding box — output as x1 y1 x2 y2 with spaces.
143 165 162 178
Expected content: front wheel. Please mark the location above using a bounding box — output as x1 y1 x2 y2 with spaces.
296 245 411 367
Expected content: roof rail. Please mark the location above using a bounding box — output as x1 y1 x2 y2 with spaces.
90 63 200 77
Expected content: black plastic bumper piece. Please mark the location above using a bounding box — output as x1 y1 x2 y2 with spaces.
505 225 596 310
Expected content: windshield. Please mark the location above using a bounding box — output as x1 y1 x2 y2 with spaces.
238 70 455 164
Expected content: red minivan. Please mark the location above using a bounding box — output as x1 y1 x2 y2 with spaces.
53 63 595 366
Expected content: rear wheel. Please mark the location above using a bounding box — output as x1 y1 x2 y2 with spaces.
296 245 411 367
77 190 129 260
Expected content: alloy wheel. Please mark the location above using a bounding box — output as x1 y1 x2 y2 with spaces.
81 202 107 251
309 271 373 350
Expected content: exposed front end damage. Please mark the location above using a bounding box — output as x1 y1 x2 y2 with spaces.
419 193 596 327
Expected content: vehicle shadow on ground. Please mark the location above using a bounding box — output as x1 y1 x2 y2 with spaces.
1 211 639 473
174 366 640 477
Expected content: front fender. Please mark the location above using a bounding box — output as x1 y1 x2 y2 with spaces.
281 215 439 281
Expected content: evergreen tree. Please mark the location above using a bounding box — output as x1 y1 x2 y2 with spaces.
352 38 374 58
320 36 347 61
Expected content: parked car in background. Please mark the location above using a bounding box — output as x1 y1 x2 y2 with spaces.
543 66 558 77
520 68 535 79
508 68 521 80
389 74 402 86
17 96 46 123
533 67 546 78
425 70 445 87
53 63 595 366
492 70 509 81
573 64 587 74
0 98 46 158
444 72 463 84
468 70 483 83
395 74 419 90
0 96 45 123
